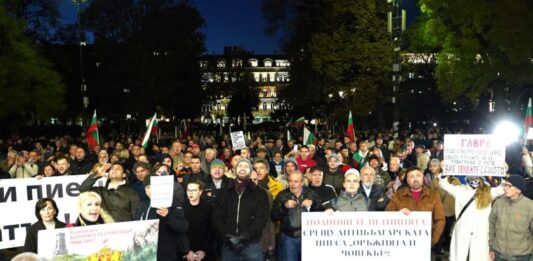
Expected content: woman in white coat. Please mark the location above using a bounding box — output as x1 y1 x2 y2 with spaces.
439 175 504 261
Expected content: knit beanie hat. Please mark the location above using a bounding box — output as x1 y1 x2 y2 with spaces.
234 159 253 174
210 159 226 170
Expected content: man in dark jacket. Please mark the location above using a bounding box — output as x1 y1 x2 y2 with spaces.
308 166 337 209
203 159 231 204
70 147 94 174
271 170 322 261
212 159 269 261
80 163 140 222
358 166 389 211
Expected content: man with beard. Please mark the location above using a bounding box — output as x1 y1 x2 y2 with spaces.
386 166 445 248
203 159 231 203
212 159 269 261
70 147 94 174
358 166 389 211
54 156 72 176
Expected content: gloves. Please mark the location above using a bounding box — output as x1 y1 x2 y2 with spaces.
225 234 244 252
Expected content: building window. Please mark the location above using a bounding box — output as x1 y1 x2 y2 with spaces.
232 59 242 67
264 59 273 67
217 60 226 68
199 61 208 68
275 60 290 67
263 102 267 110
249 59 258 67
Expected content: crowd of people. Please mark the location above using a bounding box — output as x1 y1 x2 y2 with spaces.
1 127 533 261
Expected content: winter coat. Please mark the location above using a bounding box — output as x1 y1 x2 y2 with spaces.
385 186 445 246
271 187 322 237
24 220 66 253
330 191 371 212
489 194 533 259
211 180 269 244
80 174 141 222
358 184 388 211
439 176 504 261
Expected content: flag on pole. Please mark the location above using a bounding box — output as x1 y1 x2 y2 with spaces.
285 118 293 128
524 98 533 139
142 113 157 148
303 127 317 145
86 110 100 150
347 111 355 143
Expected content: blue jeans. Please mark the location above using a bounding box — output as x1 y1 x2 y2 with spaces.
221 241 262 261
495 252 532 261
278 233 301 261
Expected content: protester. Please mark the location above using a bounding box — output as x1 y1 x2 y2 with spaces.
203 159 231 203
184 181 213 261
308 166 337 209
326 168 370 212
489 175 533 261
253 158 283 198
79 163 140 222
271 171 322 261
386 166 445 248
73 191 113 226
358 166 388 211
323 154 344 194
9 151 38 178
24 198 66 253
135 175 189 260
211 159 269 260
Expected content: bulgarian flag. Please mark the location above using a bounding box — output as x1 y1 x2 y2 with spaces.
303 126 317 145
86 110 100 150
347 110 355 143
524 98 533 139
142 113 158 148
294 117 306 127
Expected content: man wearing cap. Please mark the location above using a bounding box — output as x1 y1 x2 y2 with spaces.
323 154 345 194
271 170 322 261
386 166 445 248
489 175 533 261
415 144 430 172
326 168 370 212
203 159 231 203
212 159 269 260
255 146 270 161
80 162 140 222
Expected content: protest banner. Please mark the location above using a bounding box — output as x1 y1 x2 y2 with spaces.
149 175 174 208
230 131 246 150
443 134 506 177
302 212 432 261
38 219 159 261
0 175 87 249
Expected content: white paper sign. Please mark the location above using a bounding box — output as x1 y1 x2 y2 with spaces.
0 175 88 249
150 175 174 208
230 131 246 150
302 212 432 261
443 134 506 177
38 219 159 260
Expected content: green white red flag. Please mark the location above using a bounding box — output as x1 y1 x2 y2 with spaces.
86 110 100 150
303 127 317 145
525 98 532 139
347 111 355 143
142 113 158 148
294 117 306 127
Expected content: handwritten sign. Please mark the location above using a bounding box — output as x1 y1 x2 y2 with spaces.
150 175 174 208
230 131 246 150
302 212 431 261
443 134 506 176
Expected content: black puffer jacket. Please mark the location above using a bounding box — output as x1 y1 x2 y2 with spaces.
271 187 322 237
212 180 269 244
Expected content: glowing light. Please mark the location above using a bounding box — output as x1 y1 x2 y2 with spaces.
493 120 520 145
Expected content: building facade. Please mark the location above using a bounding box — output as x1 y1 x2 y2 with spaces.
199 47 290 123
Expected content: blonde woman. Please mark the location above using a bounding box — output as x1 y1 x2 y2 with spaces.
439 174 504 261
74 191 113 226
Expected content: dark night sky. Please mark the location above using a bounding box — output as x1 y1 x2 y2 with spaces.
59 0 418 55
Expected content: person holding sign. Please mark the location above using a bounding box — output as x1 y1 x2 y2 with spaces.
385 166 445 248
135 175 189 260
23 198 66 253
438 173 504 261
325 168 371 212
271 170 322 261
